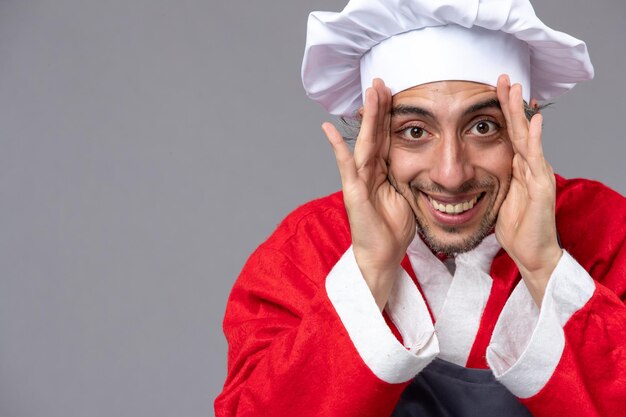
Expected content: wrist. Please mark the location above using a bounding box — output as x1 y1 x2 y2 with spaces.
517 246 563 306
353 256 402 311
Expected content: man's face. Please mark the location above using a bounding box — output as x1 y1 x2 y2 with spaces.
388 81 513 255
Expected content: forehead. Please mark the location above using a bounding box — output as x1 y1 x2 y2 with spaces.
392 80 498 110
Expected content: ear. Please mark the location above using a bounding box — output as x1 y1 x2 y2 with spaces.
529 98 539 111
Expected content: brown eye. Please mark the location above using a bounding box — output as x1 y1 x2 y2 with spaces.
469 120 498 136
402 126 427 140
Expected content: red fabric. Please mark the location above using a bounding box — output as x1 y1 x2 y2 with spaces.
214 176 626 417
215 194 409 417
521 284 626 417
519 177 626 417
466 251 520 369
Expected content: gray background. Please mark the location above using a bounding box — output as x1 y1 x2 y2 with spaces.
0 0 623 416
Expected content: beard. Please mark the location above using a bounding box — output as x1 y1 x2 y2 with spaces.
416 208 497 256
409 176 508 256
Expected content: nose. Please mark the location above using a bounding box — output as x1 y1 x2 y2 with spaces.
428 133 475 192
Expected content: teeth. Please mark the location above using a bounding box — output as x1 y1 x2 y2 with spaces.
429 195 480 214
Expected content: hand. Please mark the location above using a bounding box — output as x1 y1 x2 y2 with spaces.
322 79 416 311
495 74 563 306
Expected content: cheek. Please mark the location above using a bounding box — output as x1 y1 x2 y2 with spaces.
469 143 514 187
495 144 514 180
388 145 430 183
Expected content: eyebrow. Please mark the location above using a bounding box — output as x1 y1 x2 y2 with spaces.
391 98 501 120
463 98 501 116
391 105 434 118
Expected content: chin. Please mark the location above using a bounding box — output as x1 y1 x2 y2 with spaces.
416 213 496 256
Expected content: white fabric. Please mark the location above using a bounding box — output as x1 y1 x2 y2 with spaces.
436 235 501 365
325 246 439 383
406 236 453 319
407 233 501 366
361 25 530 101
487 250 596 398
326 240 594 392
302 0 594 116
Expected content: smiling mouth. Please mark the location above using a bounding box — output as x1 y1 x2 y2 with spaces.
427 193 485 214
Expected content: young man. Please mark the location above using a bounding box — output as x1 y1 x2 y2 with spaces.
215 0 626 416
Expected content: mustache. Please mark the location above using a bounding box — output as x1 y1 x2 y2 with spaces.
409 178 496 195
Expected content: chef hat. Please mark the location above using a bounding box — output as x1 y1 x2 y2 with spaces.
302 0 594 117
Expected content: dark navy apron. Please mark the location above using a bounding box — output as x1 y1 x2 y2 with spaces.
391 359 533 417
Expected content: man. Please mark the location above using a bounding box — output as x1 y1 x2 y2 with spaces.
215 0 626 416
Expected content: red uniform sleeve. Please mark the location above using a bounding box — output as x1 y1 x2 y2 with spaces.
492 177 626 417
521 279 626 417
214 195 427 417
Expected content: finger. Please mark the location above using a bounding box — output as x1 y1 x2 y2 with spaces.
525 113 551 179
511 153 531 194
496 74 512 123
353 86 380 169
527 113 544 160
322 122 358 187
378 83 392 161
373 79 386 145
374 79 391 143
508 83 530 157
511 114 554 201
497 75 530 156
382 88 393 162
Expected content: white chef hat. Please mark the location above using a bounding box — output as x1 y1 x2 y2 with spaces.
302 0 594 117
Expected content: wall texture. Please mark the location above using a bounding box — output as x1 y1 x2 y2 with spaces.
0 1 624 416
